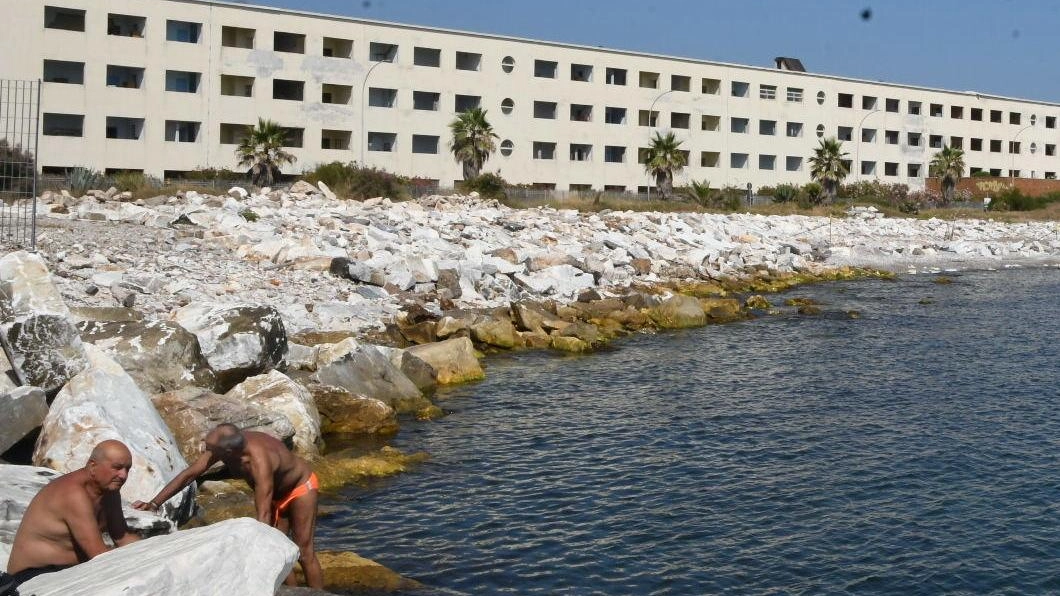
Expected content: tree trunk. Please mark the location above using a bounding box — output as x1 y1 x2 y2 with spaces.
656 171 673 200
942 180 955 204
824 180 837 203
462 162 476 181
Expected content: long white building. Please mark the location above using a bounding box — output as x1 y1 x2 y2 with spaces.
5 0 1060 191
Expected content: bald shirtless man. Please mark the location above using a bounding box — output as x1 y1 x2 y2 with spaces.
2 440 140 592
133 424 322 588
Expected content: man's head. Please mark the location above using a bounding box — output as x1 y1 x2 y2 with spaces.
203 423 245 456
86 440 133 492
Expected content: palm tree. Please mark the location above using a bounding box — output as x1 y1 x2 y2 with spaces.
449 107 498 180
930 145 966 203
235 118 296 187
808 137 850 202
644 131 687 199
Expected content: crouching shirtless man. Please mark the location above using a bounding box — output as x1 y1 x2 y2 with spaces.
2 440 140 593
133 423 322 589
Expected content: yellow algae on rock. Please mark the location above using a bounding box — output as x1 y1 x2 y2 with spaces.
551 335 590 353
313 446 429 491
293 551 422 592
744 295 772 310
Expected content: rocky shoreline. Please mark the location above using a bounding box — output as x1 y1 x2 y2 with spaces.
2 183 1060 594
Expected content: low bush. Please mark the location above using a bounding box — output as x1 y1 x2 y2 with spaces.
65 167 106 196
303 162 405 200
181 167 245 181
772 183 799 203
113 171 162 193
988 188 1060 212
458 173 508 199
800 182 824 208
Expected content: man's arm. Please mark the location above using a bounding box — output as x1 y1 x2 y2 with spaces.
102 491 139 547
132 451 215 511
248 453 275 524
64 492 111 559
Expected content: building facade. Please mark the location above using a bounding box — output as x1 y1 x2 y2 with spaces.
5 0 1060 191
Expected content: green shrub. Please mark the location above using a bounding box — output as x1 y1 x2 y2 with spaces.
458 173 508 199
181 167 245 181
772 183 799 203
0 139 35 194
800 182 824 207
679 180 714 207
65 167 105 196
713 185 744 211
239 208 259 222
303 161 405 200
112 171 161 193
756 185 776 197
988 188 1060 211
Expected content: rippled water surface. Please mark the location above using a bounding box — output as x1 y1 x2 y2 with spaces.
320 269 1060 595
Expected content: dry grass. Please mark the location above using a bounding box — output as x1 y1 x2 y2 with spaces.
500 195 1060 223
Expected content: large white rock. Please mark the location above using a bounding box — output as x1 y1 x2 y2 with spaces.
77 319 216 394
513 264 595 298
0 251 88 393
32 345 195 522
224 370 321 457
314 340 426 414
0 465 61 570
173 303 288 392
0 386 48 454
19 518 298 596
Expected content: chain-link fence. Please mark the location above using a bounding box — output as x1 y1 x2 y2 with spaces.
0 80 39 250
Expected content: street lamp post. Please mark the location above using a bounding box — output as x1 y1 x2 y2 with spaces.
645 88 674 200
854 109 881 182
1010 117 1036 180
360 60 388 165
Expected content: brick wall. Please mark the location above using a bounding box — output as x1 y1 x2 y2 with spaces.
926 177 1060 198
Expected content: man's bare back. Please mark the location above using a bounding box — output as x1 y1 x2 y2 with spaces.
134 424 322 588
6 441 139 578
220 431 311 500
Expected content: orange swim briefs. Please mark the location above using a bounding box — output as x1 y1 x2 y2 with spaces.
273 472 319 525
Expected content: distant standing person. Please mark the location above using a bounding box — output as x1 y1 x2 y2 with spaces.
2 441 141 592
133 424 322 589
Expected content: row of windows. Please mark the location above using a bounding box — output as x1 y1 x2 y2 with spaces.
37 112 1021 176
46 5 1060 132
835 93 1057 128
43 106 1059 162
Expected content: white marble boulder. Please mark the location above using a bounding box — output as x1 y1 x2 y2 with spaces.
19 518 298 596
33 345 195 523
0 465 60 570
0 386 48 454
173 303 288 392
0 251 88 394
77 319 217 394
314 339 428 414
151 386 297 463
224 370 322 457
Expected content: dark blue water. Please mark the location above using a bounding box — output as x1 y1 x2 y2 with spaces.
320 268 1060 595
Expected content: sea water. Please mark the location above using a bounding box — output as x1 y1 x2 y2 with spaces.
320 269 1060 595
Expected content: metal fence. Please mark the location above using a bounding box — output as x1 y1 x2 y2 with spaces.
0 80 40 250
